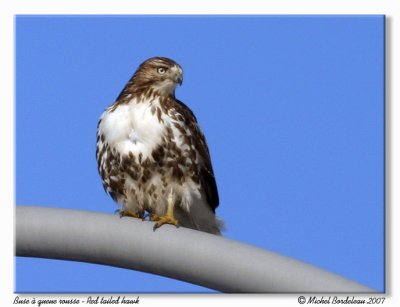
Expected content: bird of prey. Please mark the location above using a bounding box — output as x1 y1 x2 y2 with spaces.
96 57 223 235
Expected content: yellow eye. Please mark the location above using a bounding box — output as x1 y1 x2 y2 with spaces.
157 67 167 74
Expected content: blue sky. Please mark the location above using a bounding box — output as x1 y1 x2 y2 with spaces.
16 15 385 292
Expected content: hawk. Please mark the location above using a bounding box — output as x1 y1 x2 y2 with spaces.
96 57 223 235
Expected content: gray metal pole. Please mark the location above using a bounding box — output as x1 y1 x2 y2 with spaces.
16 205 374 293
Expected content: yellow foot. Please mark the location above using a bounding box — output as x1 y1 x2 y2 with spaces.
153 215 179 231
150 214 160 222
118 209 143 219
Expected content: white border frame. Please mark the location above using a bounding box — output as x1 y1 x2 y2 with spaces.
1 1 398 306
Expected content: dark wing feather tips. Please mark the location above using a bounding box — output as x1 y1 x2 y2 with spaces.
174 99 219 212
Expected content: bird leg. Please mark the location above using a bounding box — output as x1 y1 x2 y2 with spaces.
118 209 144 219
153 191 179 231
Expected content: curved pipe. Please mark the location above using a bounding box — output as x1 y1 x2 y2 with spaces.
15 206 374 293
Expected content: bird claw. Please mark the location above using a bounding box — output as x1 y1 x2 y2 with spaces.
118 209 143 219
150 214 160 221
153 215 179 231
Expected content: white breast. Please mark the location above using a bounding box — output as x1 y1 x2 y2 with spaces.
98 97 165 159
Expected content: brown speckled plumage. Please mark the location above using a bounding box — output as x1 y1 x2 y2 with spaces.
96 57 222 234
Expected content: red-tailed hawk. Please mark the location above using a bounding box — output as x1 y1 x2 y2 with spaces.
96 57 223 235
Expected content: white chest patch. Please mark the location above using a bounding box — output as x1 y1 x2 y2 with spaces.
98 97 167 160
128 130 140 144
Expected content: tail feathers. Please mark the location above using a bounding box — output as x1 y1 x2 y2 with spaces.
175 203 225 235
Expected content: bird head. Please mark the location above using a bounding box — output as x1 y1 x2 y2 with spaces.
132 57 183 97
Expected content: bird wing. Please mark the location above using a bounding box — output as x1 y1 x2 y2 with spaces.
174 99 219 212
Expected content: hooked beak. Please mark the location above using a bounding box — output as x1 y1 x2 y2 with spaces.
171 65 183 86
176 75 183 86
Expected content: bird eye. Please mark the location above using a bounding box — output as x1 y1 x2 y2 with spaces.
157 67 167 74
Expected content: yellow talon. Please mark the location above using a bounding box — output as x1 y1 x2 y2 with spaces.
118 209 143 219
153 214 179 231
152 190 179 231
150 214 160 221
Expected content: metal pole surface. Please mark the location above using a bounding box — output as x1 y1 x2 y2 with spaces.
16 206 374 293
